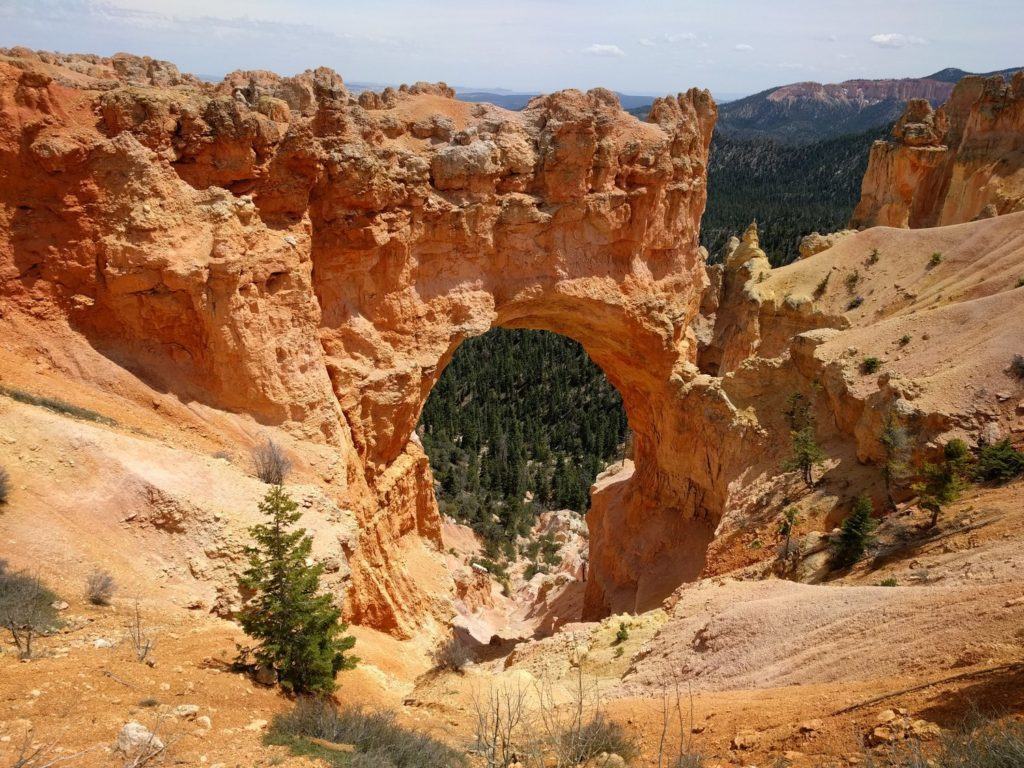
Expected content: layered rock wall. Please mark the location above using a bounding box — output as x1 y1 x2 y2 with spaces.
851 73 1024 228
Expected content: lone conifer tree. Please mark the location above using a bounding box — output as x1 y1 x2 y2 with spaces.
880 414 911 509
238 486 356 695
784 425 826 487
831 495 877 567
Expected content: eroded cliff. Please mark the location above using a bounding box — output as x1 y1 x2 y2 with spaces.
851 72 1024 228
0 47 733 625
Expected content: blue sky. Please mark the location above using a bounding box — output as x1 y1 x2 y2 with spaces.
2 0 1022 97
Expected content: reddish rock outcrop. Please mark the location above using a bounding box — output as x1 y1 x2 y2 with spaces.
851 73 1024 228
0 48 725 626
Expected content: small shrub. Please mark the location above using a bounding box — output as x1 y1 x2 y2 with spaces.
867 248 880 266
1011 354 1024 379
252 440 292 485
269 698 467 768
85 570 116 606
845 270 861 294
899 334 912 346
861 357 882 375
0 385 116 426
831 495 877 568
847 296 864 310
929 252 943 268
972 440 1024 484
614 621 629 645
813 273 830 298
127 600 155 663
138 698 160 708
560 714 639 765
613 646 624 658
0 563 61 658
878 578 898 587
430 633 472 673
0 465 8 506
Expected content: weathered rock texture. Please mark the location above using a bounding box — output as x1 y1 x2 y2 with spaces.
851 73 1024 228
0 48 725 624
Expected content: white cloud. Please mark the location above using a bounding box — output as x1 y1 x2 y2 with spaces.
583 43 625 57
664 32 697 44
734 43 754 51
637 37 656 47
870 33 928 48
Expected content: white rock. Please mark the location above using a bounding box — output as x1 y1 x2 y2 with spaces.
115 721 164 758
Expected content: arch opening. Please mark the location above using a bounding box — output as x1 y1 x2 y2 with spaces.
418 327 630 562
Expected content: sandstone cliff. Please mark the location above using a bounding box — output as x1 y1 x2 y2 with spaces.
851 72 1024 228
0 48 724 626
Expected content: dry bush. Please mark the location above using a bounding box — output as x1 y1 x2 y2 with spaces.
127 600 155 663
431 633 472 673
0 464 9 506
472 658 637 768
270 697 466 768
0 563 60 659
86 569 116 605
9 731 96 767
252 440 292 485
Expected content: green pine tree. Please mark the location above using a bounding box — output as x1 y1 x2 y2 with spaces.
915 439 970 529
783 425 826 487
831 495 877 568
237 486 357 695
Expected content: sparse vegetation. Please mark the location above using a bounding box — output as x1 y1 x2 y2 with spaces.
916 439 971 528
614 622 630 645
85 569 116 606
861 356 882 374
867 248 880 265
845 270 861 294
0 464 8 506
559 714 638 766
847 296 864 310
0 562 60 659
1016 276 1024 288
252 440 292 485
885 719 1024 768
431 633 472 673
929 251 943 268
814 273 830 297
972 439 1024 484
831 495 877 568
878 577 898 587
0 385 116 426
880 414 912 509
899 334 912 346
1010 354 1024 379
269 697 467 768
127 600 155 663
782 392 826 488
778 507 799 554
238 486 357 695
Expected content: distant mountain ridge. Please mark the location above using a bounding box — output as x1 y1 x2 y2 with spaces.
717 67 1022 143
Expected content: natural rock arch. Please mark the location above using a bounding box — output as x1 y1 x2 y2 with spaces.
0 52 753 634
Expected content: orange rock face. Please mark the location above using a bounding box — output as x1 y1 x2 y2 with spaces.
0 49 726 626
851 73 1024 228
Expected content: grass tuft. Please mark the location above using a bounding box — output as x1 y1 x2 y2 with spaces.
0 385 116 426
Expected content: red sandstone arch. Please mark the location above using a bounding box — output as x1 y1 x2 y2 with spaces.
0 52 739 635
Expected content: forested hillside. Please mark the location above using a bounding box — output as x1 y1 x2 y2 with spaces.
419 329 628 554
701 126 886 264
